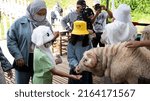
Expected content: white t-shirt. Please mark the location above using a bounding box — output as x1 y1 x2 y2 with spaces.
93 12 108 33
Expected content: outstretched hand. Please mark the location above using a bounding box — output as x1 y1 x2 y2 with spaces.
125 41 141 48
55 54 62 65
70 75 82 80
54 31 59 39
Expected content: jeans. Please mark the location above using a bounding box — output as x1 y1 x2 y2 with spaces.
15 70 31 84
92 32 105 47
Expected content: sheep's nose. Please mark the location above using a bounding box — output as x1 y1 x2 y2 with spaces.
75 66 81 73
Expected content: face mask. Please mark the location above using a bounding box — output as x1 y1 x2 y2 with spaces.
44 42 52 48
33 14 46 22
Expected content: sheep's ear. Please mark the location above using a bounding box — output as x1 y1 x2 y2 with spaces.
84 51 97 68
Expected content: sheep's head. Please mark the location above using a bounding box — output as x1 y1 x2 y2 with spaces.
141 25 150 50
76 48 105 77
142 25 150 40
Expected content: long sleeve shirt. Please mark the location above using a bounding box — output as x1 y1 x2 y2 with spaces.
0 47 12 72
61 11 79 31
7 16 32 65
67 41 91 69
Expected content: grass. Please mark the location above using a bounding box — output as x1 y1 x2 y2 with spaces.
132 13 150 33
132 13 150 23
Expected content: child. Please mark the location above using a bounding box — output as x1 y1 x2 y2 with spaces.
67 21 93 84
101 4 137 45
31 25 81 84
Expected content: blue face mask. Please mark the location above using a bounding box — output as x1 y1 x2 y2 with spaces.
33 14 46 22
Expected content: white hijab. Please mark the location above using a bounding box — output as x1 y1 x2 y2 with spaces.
101 4 137 45
31 25 55 65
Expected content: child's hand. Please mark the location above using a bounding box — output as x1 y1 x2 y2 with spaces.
70 75 82 80
88 29 94 34
54 54 62 64
54 31 59 38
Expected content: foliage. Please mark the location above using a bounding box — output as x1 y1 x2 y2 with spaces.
113 0 150 14
100 0 150 21
28 0 150 16
1 0 149 39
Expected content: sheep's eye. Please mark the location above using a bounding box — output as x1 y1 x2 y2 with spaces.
47 33 49 36
83 58 87 62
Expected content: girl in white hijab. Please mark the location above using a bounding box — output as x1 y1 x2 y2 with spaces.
101 4 137 45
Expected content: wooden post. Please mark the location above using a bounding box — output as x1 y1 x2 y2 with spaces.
106 0 109 10
0 11 1 21
106 0 109 23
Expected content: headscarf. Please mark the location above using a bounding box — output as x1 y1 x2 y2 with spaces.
101 4 137 45
26 0 51 28
26 0 53 53
113 4 131 23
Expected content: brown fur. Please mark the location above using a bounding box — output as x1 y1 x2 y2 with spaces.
141 25 150 50
77 42 150 84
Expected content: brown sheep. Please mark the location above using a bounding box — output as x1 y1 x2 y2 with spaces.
76 42 150 84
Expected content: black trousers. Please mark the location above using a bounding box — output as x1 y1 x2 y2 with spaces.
92 32 105 47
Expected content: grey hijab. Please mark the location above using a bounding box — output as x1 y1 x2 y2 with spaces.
26 0 53 53
26 0 51 28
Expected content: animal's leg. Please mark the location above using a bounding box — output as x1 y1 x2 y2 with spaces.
104 76 112 84
127 77 138 84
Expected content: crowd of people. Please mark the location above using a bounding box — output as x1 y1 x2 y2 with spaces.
0 0 149 84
